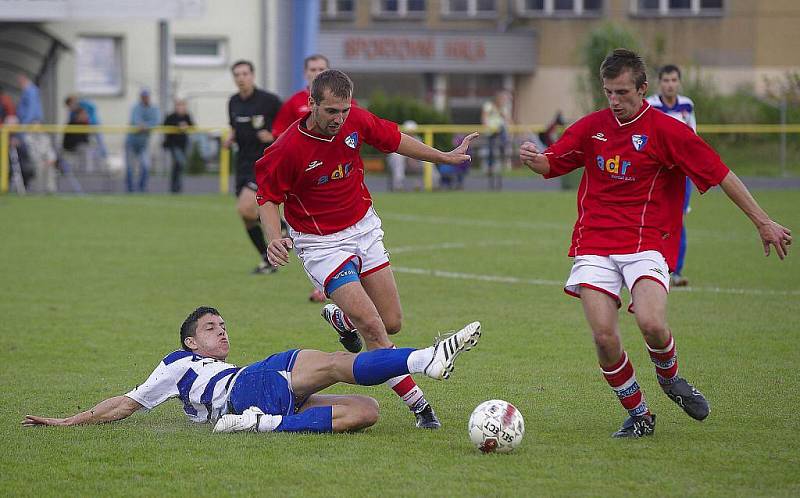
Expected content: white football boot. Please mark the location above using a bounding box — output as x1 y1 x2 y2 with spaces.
423 321 481 380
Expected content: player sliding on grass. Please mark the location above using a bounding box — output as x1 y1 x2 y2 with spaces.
23 307 481 434
254 69 478 429
520 49 792 438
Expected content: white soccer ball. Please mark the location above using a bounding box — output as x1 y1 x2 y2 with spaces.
468 399 525 453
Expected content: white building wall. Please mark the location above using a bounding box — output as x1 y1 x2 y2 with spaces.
45 0 263 129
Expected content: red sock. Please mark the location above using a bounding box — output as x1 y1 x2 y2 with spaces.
601 351 650 418
647 334 678 386
386 374 426 412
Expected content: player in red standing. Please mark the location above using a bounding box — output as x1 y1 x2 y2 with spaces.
255 69 478 429
272 54 331 139
520 49 792 438
271 54 356 303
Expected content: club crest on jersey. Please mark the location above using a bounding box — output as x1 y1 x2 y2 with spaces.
345 132 358 149
632 134 648 151
252 115 265 129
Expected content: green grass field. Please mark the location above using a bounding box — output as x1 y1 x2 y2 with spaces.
1 190 798 497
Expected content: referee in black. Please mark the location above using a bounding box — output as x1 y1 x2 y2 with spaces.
226 60 283 274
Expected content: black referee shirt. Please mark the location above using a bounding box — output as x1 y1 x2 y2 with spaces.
228 88 282 160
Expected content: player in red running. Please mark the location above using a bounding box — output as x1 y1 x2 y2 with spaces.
271 54 356 303
255 69 478 429
519 49 792 438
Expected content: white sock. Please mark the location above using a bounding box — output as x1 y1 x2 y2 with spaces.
407 347 434 374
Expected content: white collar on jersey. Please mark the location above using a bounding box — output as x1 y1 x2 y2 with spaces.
614 100 651 128
296 112 336 142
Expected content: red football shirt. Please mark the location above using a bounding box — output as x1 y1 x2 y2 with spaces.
255 106 401 235
544 100 729 269
272 89 359 138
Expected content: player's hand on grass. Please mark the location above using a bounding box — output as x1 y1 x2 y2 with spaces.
758 220 792 259
267 238 293 267
441 132 479 164
23 415 70 427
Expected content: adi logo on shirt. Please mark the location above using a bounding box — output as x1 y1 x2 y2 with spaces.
596 155 631 175
317 162 354 185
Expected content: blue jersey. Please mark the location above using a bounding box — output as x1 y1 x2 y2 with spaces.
125 350 242 423
646 94 697 133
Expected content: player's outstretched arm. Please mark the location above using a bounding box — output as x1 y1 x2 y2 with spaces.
719 170 792 259
23 395 142 427
519 141 551 176
395 132 478 165
259 201 293 266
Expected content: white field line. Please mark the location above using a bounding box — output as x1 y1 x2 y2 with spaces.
392 266 800 297
67 197 797 296
71 197 756 242
391 240 523 254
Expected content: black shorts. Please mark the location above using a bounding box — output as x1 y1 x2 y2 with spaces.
235 173 258 197
235 155 259 196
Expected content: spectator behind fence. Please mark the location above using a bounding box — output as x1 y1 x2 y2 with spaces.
65 94 107 162
0 84 16 122
437 134 471 190
162 98 194 193
386 120 425 191
481 89 512 190
15 73 57 193
16 73 43 125
125 88 160 192
61 104 91 175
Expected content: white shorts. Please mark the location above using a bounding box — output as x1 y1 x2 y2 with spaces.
289 207 390 293
564 250 670 313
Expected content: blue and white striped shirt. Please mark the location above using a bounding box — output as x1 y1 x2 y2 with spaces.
646 94 697 133
125 351 241 423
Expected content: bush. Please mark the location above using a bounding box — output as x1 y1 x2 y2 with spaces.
367 91 453 152
577 23 642 112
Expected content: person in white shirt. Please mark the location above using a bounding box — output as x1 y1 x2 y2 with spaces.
23 306 481 434
646 64 696 287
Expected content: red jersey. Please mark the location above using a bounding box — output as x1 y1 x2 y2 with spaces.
272 89 359 138
255 106 401 235
544 101 729 269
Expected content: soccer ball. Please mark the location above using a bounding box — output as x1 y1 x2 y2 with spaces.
468 400 525 453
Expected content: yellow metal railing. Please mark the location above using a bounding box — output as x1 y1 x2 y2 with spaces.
2 122 799 193
0 124 230 194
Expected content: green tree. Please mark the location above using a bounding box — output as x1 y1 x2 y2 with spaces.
578 24 641 111
367 91 452 151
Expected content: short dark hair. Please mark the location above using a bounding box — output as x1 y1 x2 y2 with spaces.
230 60 254 74
310 69 353 104
180 306 221 351
658 64 682 80
304 54 330 70
600 48 648 90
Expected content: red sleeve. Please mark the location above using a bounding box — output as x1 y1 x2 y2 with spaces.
271 97 298 138
354 107 401 154
542 116 590 179
657 117 730 193
254 139 297 206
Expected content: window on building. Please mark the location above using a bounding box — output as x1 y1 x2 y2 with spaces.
75 36 123 96
442 0 497 17
173 38 227 67
321 0 355 18
632 0 723 16
373 0 426 18
517 0 603 17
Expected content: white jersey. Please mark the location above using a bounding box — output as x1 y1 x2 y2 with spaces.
646 94 697 132
125 350 242 424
